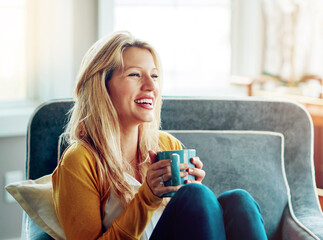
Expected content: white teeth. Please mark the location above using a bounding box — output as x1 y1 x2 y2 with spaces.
135 99 153 104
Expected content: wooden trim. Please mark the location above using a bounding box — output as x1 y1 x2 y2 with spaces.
318 188 323 196
318 188 323 211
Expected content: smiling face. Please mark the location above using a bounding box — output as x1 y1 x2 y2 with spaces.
107 47 160 129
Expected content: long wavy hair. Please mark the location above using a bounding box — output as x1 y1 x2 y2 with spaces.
64 31 163 206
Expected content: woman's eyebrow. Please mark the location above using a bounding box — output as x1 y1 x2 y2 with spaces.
124 66 141 70
124 66 158 71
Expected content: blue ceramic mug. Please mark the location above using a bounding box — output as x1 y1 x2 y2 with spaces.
157 149 196 197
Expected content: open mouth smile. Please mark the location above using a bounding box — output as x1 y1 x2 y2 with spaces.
134 98 154 109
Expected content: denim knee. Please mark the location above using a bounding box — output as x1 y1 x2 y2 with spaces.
167 184 226 240
217 189 267 239
218 189 263 221
176 183 212 197
172 183 221 216
219 189 254 202
151 184 226 240
174 184 216 204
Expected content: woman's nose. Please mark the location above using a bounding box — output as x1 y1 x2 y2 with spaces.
142 74 157 91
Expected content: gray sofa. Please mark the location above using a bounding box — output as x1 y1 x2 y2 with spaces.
22 98 323 239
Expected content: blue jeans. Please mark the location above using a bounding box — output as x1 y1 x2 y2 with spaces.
149 184 267 240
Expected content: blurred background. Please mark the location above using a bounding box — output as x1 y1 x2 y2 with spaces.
0 0 322 239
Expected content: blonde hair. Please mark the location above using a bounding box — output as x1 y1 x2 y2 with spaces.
64 31 163 206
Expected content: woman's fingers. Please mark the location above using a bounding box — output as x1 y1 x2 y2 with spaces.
147 169 183 197
186 156 205 183
147 155 180 197
150 158 171 170
147 173 168 197
179 163 189 170
185 179 202 184
151 184 182 198
163 185 182 194
160 170 188 182
147 153 206 196
149 161 188 179
149 150 157 164
191 156 203 169
187 167 206 182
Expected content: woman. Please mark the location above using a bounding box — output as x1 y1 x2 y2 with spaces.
52 31 267 240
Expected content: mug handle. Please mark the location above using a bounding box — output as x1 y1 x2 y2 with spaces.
170 153 181 186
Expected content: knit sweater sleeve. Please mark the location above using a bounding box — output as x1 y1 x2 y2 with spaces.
52 144 104 239
158 131 183 151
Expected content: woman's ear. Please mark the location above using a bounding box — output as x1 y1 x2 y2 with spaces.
105 69 114 92
105 69 114 83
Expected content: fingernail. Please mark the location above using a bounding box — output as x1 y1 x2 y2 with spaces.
185 180 191 184
188 168 193 174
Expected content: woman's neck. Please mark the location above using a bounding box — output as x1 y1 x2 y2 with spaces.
120 126 138 162
120 125 141 181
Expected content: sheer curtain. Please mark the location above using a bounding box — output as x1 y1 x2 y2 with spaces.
261 0 323 84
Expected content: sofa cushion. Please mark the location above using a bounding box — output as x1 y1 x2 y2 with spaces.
169 130 289 240
5 175 64 240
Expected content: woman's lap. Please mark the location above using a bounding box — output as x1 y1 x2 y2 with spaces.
150 184 267 240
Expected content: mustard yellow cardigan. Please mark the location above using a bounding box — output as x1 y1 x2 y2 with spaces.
52 131 182 240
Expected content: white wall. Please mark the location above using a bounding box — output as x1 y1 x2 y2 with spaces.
0 136 25 240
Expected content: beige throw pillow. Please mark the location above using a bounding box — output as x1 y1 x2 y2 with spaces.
5 175 65 240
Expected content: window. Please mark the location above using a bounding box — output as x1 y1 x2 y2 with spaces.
113 0 231 96
0 0 75 137
0 0 27 101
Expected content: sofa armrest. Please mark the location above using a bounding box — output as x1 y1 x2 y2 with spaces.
282 206 323 240
21 212 53 240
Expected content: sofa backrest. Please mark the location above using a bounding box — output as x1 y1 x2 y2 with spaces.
27 98 319 239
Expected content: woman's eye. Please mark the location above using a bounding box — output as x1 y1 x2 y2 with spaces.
151 74 159 79
128 73 140 77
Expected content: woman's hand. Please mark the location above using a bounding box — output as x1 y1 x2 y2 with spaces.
186 156 206 184
146 151 188 197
